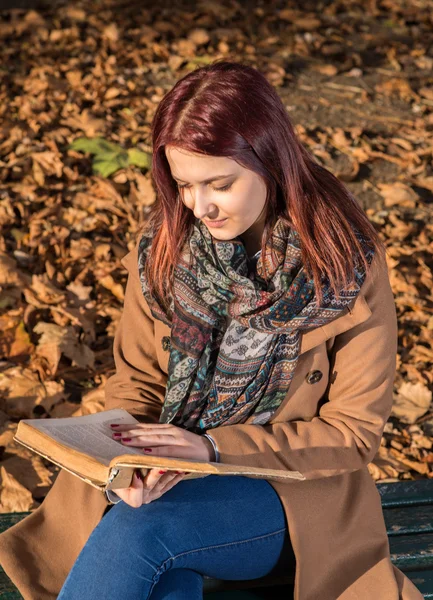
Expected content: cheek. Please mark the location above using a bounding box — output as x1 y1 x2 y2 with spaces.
235 186 266 220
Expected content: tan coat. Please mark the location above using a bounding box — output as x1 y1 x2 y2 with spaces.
0 243 424 600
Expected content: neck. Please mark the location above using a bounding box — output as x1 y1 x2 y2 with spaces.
239 205 267 257
241 231 264 258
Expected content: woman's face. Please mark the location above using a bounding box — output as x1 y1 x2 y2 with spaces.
165 145 267 254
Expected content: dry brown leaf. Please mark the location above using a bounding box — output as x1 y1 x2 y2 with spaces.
375 78 418 102
94 244 111 261
0 367 67 418
66 281 92 302
99 275 125 301
388 447 430 475
61 109 105 137
50 400 84 418
31 274 66 304
377 182 419 208
293 17 321 30
188 28 210 45
310 64 338 76
79 385 106 416
102 23 119 42
129 172 156 207
34 322 95 374
69 238 94 260
0 425 16 449
0 466 35 513
392 381 432 424
0 315 33 359
0 254 30 287
32 151 63 178
0 454 53 498
0 367 44 418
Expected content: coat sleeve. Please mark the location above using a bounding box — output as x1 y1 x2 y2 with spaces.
103 243 167 424
207 251 398 481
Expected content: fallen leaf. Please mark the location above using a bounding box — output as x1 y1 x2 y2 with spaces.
34 322 95 373
392 381 432 424
0 466 35 513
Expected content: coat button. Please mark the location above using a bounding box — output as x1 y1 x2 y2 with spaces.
305 370 323 384
161 336 171 352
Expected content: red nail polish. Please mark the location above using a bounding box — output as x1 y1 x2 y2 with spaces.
122 437 131 442
113 433 121 438
159 470 166 474
110 424 119 428
143 448 152 453
135 470 143 480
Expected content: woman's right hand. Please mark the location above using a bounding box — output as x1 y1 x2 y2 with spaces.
114 468 187 508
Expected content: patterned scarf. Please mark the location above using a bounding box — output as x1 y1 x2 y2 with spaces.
137 216 374 434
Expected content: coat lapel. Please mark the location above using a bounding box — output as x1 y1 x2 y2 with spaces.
300 293 372 355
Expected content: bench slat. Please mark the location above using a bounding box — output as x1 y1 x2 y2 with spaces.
405 570 433 600
0 513 29 535
377 480 433 508
203 574 293 594
203 570 433 600
389 532 433 571
383 505 433 536
0 571 22 600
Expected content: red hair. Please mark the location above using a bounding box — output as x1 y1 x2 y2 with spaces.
141 59 385 308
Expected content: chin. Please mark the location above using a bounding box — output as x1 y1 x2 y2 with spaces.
206 227 232 238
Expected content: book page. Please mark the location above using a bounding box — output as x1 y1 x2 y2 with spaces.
23 409 146 466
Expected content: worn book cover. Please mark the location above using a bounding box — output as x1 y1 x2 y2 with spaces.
13 408 306 492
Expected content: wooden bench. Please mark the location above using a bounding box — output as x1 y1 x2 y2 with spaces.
1 479 432 599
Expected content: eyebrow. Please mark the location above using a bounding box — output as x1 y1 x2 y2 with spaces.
172 174 234 184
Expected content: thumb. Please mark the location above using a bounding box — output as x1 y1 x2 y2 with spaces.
128 469 144 507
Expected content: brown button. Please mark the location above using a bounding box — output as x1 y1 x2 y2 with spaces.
161 336 171 352
306 370 323 384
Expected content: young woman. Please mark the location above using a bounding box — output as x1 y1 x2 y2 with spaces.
0 61 423 600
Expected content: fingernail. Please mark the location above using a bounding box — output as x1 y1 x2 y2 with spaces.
159 470 166 474
143 448 152 453
113 433 121 438
110 424 119 428
135 470 143 480
122 437 131 442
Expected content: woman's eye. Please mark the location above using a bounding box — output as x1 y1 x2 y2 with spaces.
177 183 233 192
213 183 232 192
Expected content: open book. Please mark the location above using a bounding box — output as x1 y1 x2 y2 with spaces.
13 408 306 492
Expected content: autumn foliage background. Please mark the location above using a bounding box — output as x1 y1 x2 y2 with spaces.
0 0 432 512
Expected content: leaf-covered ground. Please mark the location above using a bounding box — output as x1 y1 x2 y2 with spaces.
0 0 432 512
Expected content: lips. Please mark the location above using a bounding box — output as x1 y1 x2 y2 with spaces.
205 218 227 227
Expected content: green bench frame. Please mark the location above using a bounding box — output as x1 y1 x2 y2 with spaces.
1 479 432 599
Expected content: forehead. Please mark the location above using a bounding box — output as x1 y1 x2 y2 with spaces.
165 145 238 178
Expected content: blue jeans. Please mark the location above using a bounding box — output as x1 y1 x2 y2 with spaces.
57 474 295 600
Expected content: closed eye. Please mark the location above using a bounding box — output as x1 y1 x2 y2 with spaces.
178 183 233 193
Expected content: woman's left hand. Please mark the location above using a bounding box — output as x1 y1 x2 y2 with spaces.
109 422 216 462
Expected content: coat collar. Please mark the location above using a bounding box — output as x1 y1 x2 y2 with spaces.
300 293 372 355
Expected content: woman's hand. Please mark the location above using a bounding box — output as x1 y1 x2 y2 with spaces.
109 422 216 461
109 422 216 508
113 468 186 508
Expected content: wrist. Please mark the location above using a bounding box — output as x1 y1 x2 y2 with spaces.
202 435 216 461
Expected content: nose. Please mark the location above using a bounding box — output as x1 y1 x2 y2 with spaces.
189 188 217 220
